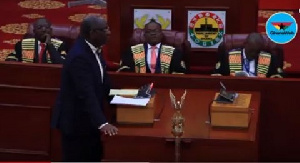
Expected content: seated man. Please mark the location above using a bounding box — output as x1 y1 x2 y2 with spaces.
6 18 67 64
213 33 283 78
119 19 186 74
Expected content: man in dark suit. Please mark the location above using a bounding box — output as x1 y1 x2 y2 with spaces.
5 18 67 64
212 33 283 78
51 16 118 161
119 19 186 74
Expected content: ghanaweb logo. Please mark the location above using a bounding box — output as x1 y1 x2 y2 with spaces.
266 12 298 44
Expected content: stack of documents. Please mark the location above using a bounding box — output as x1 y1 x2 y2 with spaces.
109 89 150 106
109 89 139 96
110 96 150 106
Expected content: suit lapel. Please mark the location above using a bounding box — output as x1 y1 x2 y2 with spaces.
144 43 151 73
156 44 162 73
34 39 39 63
82 40 103 85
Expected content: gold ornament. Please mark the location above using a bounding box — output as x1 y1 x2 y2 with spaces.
18 0 65 9
0 23 28 35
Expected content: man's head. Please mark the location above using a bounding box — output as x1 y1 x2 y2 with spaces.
33 18 52 42
80 16 110 48
244 33 265 60
144 19 163 46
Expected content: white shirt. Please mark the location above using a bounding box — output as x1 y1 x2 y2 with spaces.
147 43 161 69
85 40 107 129
85 40 104 83
242 48 256 77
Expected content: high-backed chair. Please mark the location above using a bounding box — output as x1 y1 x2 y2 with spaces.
219 33 284 69
25 23 119 70
26 24 80 50
130 28 191 71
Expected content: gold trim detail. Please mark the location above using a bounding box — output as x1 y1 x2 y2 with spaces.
0 23 28 35
258 10 294 19
3 39 21 45
69 13 107 23
88 5 104 9
0 49 14 61
22 13 45 19
18 0 65 9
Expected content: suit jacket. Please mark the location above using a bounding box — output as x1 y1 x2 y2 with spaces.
5 38 67 64
213 48 283 78
51 36 111 136
120 43 186 73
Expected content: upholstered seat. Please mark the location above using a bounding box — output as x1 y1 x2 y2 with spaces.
25 23 119 70
130 28 191 71
219 33 284 69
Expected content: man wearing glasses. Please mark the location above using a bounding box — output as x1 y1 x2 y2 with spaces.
119 19 186 74
6 18 67 64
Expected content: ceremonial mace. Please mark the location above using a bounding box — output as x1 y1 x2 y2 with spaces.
170 89 187 162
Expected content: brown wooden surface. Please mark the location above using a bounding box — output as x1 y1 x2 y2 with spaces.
0 62 300 161
103 89 260 161
107 0 258 68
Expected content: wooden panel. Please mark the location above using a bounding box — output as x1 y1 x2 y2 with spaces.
0 62 299 161
107 0 258 69
103 89 260 161
0 85 58 106
0 105 51 161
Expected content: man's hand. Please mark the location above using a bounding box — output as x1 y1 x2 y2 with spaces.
44 34 52 44
100 124 118 136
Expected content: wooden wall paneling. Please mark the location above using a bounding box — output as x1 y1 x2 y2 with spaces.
1 62 299 161
0 104 51 161
107 0 121 62
107 0 259 72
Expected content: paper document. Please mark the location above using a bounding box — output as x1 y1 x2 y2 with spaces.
110 95 150 106
109 89 139 96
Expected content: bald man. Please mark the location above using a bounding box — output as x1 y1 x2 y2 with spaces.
51 16 117 161
6 18 67 64
213 33 283 78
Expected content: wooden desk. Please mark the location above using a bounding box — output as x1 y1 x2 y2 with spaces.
103 89 260 162
0 62 300 161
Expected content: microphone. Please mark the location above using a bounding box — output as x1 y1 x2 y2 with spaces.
116 66 130 72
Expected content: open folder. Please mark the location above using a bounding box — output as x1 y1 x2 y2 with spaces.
109 89 139 96
110 95 150 106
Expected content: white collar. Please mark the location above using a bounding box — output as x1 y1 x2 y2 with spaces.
38 40 46 45
147 43 161 49
242 48 247 60
85 40 101 54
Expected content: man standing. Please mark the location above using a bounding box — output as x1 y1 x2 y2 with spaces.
213 33 283 78
6 18 67 64
51 16 118 161
119 19 186 74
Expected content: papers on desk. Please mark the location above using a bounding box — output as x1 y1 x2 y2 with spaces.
110 95 150 106
109 89 139 96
